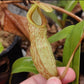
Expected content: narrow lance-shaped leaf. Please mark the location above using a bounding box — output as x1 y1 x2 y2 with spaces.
79 1 84 11
62 0 77 22
56 0 68 7
48 25 74 43
56 60 63 67
11 57 38 74
63 21 84 84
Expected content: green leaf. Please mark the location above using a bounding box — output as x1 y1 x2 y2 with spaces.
11 57 38 74
63 21 84 84
0 42 4 53
79 1 84 11
56 1 69 7
43 11 62 27
62 0 77 21
56 60 64 67
48 25 74 43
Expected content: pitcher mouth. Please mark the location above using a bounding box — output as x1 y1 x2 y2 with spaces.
27 4 47 28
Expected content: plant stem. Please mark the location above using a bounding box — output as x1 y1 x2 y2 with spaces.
13 3 28 11
0 0 22 4
59 33 84 80
9 74 13 84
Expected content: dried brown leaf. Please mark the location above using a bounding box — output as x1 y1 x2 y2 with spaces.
4 10 29 39
0 5 29 40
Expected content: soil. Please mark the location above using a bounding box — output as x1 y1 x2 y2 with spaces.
0 31 15 51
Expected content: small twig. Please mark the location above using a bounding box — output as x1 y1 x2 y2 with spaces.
0 0 22 4
59 33 84 80
23 0 28 6
0 1 28 11
9 74 13 84
13 3 28 11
